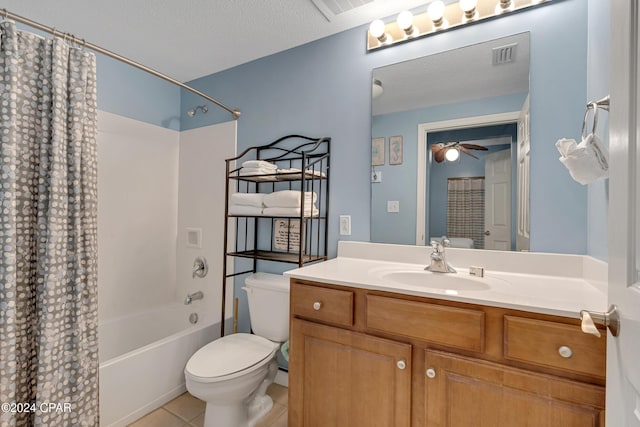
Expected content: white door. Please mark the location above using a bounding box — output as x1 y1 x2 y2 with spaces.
484 149 511 250
516 95 530 251
606 1 640 425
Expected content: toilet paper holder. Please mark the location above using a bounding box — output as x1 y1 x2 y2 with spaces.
579 305 620 338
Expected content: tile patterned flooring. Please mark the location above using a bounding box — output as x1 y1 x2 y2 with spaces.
127 384 288 427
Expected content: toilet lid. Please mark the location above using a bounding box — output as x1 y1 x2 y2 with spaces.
185 333 276 379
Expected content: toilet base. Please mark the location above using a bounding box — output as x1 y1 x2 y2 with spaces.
247 395 274 427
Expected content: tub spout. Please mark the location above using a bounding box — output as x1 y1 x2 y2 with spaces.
184 291 204 305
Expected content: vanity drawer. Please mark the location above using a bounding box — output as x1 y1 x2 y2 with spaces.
503 316 606 379
365 295 485 352
291 283 354 327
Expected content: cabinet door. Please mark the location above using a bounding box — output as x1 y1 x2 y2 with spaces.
289 318 412 427
424 350 605 427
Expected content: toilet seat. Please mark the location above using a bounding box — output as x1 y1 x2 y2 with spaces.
185 333 278 383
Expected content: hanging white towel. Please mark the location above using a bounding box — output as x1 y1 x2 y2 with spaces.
263 190 317 208
556 134 609 185
263 207 319 217
230 193 265 208
241 160 277 170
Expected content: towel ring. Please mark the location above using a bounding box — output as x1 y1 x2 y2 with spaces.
581 102 599 139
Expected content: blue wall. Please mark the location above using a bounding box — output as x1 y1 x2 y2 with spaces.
181 0 590 258
371 95 525 244
95 54 182 130
586 0 610 261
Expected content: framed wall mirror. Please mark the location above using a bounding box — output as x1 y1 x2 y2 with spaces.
371 33 535 251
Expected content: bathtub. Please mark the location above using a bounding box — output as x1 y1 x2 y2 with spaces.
99 304 219 427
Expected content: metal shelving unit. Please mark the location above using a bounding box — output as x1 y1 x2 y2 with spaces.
220 135 330 336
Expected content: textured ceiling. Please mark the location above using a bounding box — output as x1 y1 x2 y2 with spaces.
2 0 430 82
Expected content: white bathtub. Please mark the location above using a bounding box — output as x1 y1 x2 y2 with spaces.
99 304 219 427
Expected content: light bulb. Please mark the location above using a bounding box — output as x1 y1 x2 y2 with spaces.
369 20 386 39
427 1 445 21
495 0 514 14
445 148 460 162
427 1 447 29
460 0 478 12
397 11 413 30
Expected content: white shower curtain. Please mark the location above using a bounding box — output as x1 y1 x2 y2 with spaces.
447 177 485 249
0 20 99 426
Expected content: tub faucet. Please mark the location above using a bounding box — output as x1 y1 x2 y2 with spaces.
184 291 204 305
425 236 456 273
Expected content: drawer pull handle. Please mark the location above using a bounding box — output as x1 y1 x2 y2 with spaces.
397 360 406 370
426 368 436 378
312 301 322 311
558 345 573 359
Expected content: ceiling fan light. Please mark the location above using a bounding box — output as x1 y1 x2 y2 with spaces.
445 148 460 162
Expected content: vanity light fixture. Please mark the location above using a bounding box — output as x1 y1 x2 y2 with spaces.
445 147 461 162
366 0 555 52
397 10 419 38
427 1 448 29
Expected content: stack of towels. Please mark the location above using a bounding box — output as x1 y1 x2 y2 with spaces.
263 190 318 217
239 160 278 178
228 190 318 217
228 193 265 216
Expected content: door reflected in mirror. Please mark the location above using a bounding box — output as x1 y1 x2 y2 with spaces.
371 33 531 251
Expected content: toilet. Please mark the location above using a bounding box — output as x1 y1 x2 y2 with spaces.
184 272 289 427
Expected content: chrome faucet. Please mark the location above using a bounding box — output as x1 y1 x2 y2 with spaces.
425 236 456 273
184 291 204 305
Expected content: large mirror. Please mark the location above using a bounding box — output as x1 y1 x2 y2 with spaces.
371 33 534 251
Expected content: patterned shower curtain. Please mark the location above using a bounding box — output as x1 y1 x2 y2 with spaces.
447 177 485 249
0 21 99 426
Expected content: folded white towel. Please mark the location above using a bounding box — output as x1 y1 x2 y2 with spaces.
242 160 277 170
239 167 277 176
263 190 317 208
228 205 263 216
556 134 609 185
230 193 264 208
263 207 319 217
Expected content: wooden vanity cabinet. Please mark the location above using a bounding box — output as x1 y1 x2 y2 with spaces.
288 279 606 427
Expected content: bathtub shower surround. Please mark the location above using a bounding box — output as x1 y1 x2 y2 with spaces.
0 20 99 426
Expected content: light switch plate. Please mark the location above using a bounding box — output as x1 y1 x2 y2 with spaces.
339 215 351 235
371 170 382 183
387 201 400 213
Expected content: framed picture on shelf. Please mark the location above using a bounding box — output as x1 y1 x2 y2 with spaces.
273 219 304 252
389 135 403 165
372 137 385 166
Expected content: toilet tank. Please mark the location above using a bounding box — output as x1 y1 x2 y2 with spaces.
243 272 290 342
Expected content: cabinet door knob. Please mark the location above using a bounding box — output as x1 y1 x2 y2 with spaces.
312 301 322 311
397 360 406 370
558 345 573 359
426 368 436 378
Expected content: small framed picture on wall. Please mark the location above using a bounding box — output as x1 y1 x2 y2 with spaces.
372 137 385 166
389 135 403 165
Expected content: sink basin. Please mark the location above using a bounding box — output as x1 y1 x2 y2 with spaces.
381 271 491 291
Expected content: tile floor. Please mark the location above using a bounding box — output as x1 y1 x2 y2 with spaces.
127 383 288 427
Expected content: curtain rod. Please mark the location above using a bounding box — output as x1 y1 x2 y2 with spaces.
2 9 241 120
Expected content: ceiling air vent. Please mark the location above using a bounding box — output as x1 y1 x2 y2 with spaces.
311 0 374 21
492 43 518 65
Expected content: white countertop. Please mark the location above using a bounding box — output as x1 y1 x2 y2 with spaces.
285 242 608 319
